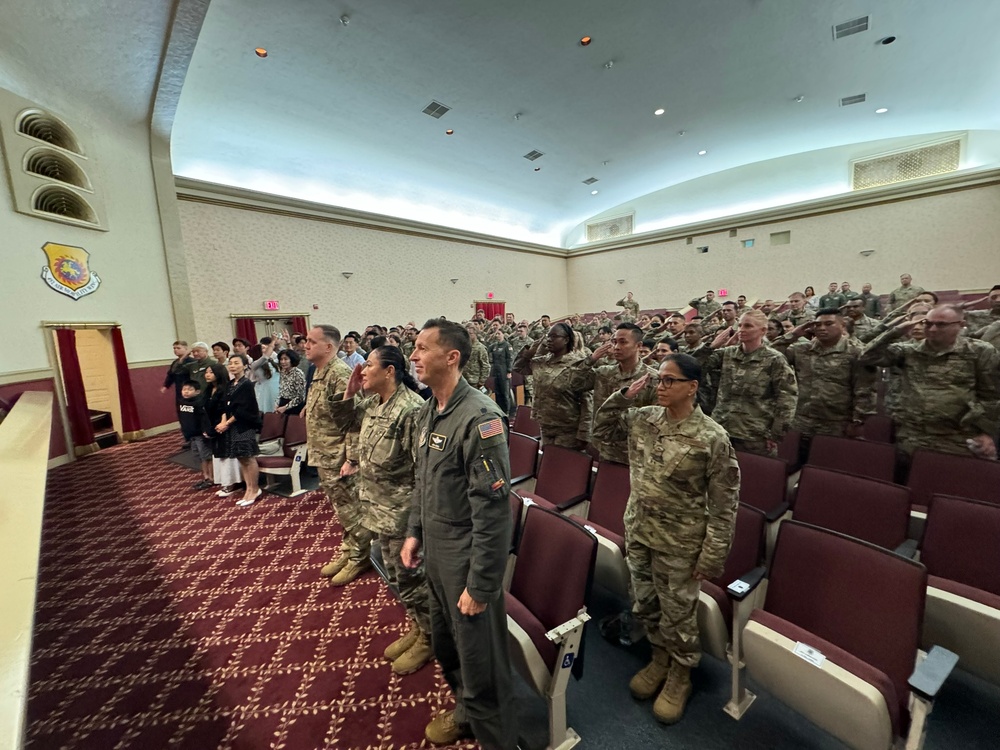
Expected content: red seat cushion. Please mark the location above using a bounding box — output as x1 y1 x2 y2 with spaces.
928 575 1000 611
257 456 293 469
505 591 556 671
750 609 900 736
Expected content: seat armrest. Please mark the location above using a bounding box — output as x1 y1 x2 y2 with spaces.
545 608 592 644
893 538 919 559
908 646 958 701
763 501 790 523
556 493 589 511
725 565 766 602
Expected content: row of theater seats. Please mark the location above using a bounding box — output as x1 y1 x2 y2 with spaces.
256 412 310 496
505 404 1000 750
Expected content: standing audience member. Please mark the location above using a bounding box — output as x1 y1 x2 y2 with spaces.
338 346 434 675
402 320 517 748
859 282 882 318
216 354 263 507
251 337 280 413
341 333 366 369
275 349 307 415
592 354 739 725
462 325 491 390
887 273 925 312
818 282 847 310
203 362 242 496
211 341 230 364
688 291 721 317
803 286 819 310
178 380 214 489
161 341 193 438
617 291 641 319
184 342 213 389
486 326 515 417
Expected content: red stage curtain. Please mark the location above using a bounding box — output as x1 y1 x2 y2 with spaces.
111 327 145 442
234 317 259 345
475 301 505 320
290 317 309 336
54 328 100 456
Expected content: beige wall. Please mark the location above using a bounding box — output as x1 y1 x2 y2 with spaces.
567 185 1000 313
176 200 569 339
0 98 177 376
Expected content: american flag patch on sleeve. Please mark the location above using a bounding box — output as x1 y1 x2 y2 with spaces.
478 417 505 440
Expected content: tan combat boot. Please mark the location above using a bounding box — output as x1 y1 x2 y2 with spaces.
383 622 420 662
425 710 472 745
392 629 433 675
653 662 693 724
629 647 671 700
329 558 372 586
320 552 348 578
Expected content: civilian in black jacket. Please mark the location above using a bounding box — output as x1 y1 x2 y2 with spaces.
178 380 214 490
160 341 194 430
216 355 262 507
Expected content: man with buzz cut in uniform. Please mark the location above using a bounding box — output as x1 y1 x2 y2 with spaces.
402 319 517 749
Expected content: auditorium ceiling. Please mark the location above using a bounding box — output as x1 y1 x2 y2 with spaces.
4 0 1000 248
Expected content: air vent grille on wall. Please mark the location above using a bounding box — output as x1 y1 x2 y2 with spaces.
523 150 544 161
834 16 869 39
0 88 107 230
852 138 961 190
840 93 867 107
582 177 599 185
422 101 450 118
586 213 633 243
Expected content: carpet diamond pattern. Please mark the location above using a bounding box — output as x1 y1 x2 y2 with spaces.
27 433 477 749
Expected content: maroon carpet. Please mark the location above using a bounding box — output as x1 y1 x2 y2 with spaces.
27 433 477 749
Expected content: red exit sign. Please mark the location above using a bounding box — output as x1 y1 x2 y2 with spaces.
263 300 280 311
717 289 729 297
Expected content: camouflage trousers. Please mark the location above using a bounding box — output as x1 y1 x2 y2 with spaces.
378 533 432 634
626 538 702 668
317 468 373 563
896 430 978 459
729 437 777 458
539 425 587 451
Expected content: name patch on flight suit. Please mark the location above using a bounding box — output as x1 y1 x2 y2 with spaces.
429 433 448 451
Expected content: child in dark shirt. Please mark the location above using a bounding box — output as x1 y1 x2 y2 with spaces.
178 381 214 490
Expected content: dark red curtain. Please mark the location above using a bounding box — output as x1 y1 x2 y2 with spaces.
475 301 505 320
234 317 259 345
290 317 309 336
111 327 145 442
54 328 99 456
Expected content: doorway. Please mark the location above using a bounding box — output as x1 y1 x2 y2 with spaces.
72 329 121 448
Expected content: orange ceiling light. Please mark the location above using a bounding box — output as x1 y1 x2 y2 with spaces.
579 36 592 46
254 48 268 58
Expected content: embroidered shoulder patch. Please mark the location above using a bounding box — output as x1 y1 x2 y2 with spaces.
478 418 505 440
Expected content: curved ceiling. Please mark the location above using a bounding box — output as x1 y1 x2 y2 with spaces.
171 0 1000 247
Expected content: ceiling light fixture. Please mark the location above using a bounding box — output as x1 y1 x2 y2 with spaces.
591 190 599 195
340 15 350 26
254 48 268 58
445 129 454 135
875 108 888 114
678 130 686 136
794 95 805 103
534 167 541 172
341 272 353 279
513 112 522 121
698 150 707 156
450 278 458 284
604 60 614 69
580 36 592 46
880 36 896 45
654 108 665 116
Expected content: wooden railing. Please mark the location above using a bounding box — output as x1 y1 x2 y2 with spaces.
0 392 53 749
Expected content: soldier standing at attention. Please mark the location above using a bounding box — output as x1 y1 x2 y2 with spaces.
859 305 999 460
593 354 739 724
335 346 433 675
486 324 515 417
402 320 517 749
705 310 798 456
859 282 882 319
887 273 925 312
462 325 491 390
689 290 722 317
773 309 874 460
818 282 848 310
617 291 641 319
303 325 372 585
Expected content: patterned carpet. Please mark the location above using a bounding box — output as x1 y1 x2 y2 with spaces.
28 433 476 749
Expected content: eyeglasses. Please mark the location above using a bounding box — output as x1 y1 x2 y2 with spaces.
657 376 693 387
923 321 962 328
547 333 568 340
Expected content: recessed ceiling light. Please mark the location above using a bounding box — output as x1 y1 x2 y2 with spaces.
534 167 541 172
591 190 599 195
254 48 268 58
875 108 888 114
580 36 592 46
698 150 707 156
880 36 896 45
445 129 454 135
654 108 665 116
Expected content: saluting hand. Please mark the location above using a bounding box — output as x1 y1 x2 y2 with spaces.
790 320 815 339
345 363 364 399
894 314 927 331
592 341 614 361
458 588 487 616
626 373 650 399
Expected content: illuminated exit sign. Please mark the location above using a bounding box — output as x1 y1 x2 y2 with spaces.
263 300 280 311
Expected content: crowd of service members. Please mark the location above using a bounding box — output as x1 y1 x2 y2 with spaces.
159 272 999 748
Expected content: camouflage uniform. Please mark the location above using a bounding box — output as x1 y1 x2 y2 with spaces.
850 314 880 343
775 335 875 437
462 340 491 389
689 297 722 317
528 322 551 340
347 386 430 633
859 328 1000 455
617 297 641 318
965 308 1000 337
506 333 534 404
685 342 717 414
887 284 925 312
401 340 415 360
774 307 815 327
305 358 371 563
564 358 658 464
705 345 798 456
593 393 740 668
515 349 593 449
971 319 1000 350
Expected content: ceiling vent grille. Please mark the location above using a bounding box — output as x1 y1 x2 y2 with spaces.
852 138 961 190
523 150 544 161
422 101 450 118
582 177 599 185
586 213 633 243
833 16 869 39
0 91 106 230
840 93 867 107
